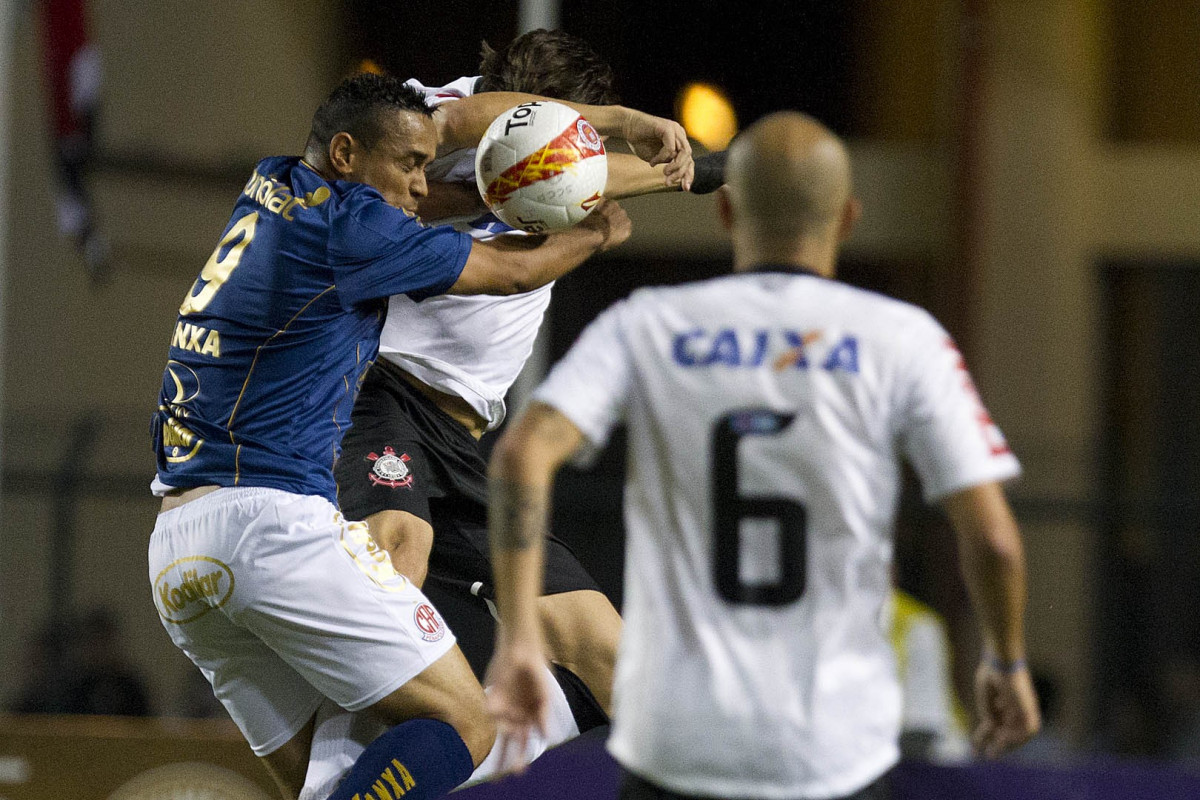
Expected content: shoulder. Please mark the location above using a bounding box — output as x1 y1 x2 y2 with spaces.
327 182 423 241
622 272 947 336
809 280 951 359
819 279 942 332
625 271 935 318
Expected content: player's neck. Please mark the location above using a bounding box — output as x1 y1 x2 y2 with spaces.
731 234 838 279
302 150 339 184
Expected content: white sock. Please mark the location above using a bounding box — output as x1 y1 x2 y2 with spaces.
540 664 582 748
297 699 383 800
463 665 580 786
297 666 579 798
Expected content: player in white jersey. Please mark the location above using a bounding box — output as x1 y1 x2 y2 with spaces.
335 30 725 718
486 112 1041 799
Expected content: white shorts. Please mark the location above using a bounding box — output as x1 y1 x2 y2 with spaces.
148 487 456 756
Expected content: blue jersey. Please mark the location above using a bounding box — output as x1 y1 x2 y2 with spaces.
152 156 472 503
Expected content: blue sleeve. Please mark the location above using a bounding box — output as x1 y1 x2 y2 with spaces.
330 193 471 309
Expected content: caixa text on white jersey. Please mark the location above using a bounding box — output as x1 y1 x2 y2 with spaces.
671 328 860 372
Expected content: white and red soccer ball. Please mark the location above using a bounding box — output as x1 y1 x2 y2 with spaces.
475 100 607 233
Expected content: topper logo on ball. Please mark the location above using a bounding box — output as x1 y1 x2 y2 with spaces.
503 101 544 136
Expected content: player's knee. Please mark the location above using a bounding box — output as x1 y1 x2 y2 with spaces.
368 648 496 768
454 708 497 767
372 707 493 769
409 697 493 767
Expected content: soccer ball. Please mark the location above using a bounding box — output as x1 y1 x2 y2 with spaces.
475 100 607 233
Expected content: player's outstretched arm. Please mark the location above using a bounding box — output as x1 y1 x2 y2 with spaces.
943 482 1042 759
434 92 693 190
448 199 630 295
605 149 727 199
486 403 586 772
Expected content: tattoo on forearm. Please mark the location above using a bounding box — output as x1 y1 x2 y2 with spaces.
489 479 548 551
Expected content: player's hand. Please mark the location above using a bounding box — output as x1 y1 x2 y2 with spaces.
484 636 553 775
577 199 632 252
620 109 694 191
971 659 1041 759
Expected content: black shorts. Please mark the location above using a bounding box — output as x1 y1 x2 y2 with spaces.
335 359 602 602
619 769 892 800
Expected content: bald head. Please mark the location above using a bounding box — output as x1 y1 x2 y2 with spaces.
725 112 853 244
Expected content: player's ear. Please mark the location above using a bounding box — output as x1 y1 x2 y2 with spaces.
716 186 735 232
838 195 862 243
328 132 357 178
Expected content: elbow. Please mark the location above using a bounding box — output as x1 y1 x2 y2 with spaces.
456 254 539 296
494 250 550 295
492 263 540 296
475 271 529 297
507 274 538 295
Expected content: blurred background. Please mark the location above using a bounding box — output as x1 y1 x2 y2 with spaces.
2 0 1200 790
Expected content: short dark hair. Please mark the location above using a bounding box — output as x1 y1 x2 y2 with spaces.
307 73 432 153
476 29 618 105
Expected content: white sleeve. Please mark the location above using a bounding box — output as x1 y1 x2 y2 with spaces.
403 77 481 185
403 76 479 107
900 318 1021 502
532 301 634 463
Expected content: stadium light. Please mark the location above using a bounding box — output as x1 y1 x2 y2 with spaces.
677 83 738 150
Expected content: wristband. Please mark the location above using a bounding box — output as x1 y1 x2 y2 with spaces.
986 654 1027 674
690 150 728 194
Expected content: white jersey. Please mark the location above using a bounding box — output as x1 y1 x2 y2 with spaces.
379 77 552 430
533 267 1020 799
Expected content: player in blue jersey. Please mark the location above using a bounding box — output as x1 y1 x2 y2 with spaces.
148 73 691 800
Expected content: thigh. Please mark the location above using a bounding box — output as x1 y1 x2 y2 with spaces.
366 644 495 763
428 510 604 599
538 589 621 657
150 490 325 757
233 498 459 714
336 366 438 524
537 588 621 714
426 514 612 679
153 487 459 729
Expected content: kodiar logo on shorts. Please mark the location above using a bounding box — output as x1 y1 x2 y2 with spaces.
153 556 236 625
367 446 413 489
414 603 445 642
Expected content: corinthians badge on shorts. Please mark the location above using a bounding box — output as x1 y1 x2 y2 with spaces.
366 446 413 489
